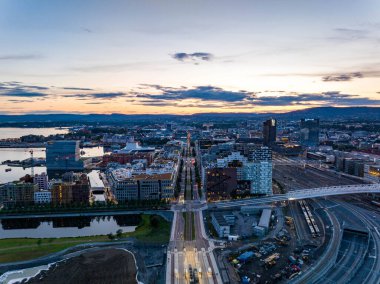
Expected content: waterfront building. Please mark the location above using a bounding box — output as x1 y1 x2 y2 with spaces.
72 174 91 204
46 140 84 171
0 182 37 208
34 191 52 203
51 183 73 205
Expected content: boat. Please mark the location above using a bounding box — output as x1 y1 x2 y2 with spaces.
5 168 12 172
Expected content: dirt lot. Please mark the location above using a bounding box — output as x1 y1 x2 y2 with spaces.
26 248 137 284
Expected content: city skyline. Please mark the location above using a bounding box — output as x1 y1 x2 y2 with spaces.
1 0 380 115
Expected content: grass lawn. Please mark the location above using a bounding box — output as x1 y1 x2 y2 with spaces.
0 214 170 263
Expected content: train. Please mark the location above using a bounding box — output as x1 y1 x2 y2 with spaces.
299 200 321 238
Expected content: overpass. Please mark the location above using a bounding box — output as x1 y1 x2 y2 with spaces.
210 184 380 209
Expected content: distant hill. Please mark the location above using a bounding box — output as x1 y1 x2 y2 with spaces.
0 107 379 124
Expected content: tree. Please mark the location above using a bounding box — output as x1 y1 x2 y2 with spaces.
107 233 115 240
150 215 160 228
116 229 123 238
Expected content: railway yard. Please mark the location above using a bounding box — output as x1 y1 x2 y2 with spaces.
215 156 380 283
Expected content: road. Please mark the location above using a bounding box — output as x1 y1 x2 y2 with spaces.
167 145 223 284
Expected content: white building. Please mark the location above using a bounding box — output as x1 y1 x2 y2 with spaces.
34 191 51 203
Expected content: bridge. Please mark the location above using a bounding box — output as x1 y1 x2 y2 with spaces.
210 184 380 209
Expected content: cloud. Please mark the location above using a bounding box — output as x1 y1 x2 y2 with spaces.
171 52 213 62
0 54 41 61
329 28 370 41
62 87 94 91
0 82 50 98
254 91 380 106
135 85 254 103
132 85 380 108
7 99 35 103
0 89 48 98
0 82 49 90
64 92 126 100
322 72 363 82
82 27 93 33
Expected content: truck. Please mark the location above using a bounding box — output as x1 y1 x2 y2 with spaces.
289 255 297 264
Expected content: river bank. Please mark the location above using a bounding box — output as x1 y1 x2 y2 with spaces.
0 214 171 264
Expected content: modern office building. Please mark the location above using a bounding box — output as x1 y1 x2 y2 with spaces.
300 118 320 147
46 140 84 171
244 147 273 195
263 119 277 146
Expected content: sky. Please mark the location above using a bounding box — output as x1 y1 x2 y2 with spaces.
0 0 379 115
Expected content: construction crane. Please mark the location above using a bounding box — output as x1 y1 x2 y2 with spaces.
29 149 34 177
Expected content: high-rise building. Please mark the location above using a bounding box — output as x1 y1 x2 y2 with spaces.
46 141 84 171
244 146 272 195
263 119 277 146
300 118 320 147
34 172 48 191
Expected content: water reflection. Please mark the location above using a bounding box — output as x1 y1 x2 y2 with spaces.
0 215 141 238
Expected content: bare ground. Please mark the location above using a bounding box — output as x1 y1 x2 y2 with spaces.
26 248 137 284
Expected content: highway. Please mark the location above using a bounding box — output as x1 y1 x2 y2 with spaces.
166 144 223 284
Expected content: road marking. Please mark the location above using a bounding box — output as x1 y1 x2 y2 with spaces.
374 227 380 238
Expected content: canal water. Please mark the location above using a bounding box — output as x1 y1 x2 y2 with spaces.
0 214 141 238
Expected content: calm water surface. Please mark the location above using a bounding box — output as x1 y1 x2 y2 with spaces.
0 215 140 238
0 147 106 183
0 128 69 140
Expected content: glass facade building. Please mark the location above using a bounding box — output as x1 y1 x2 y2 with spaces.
46 141 84 171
